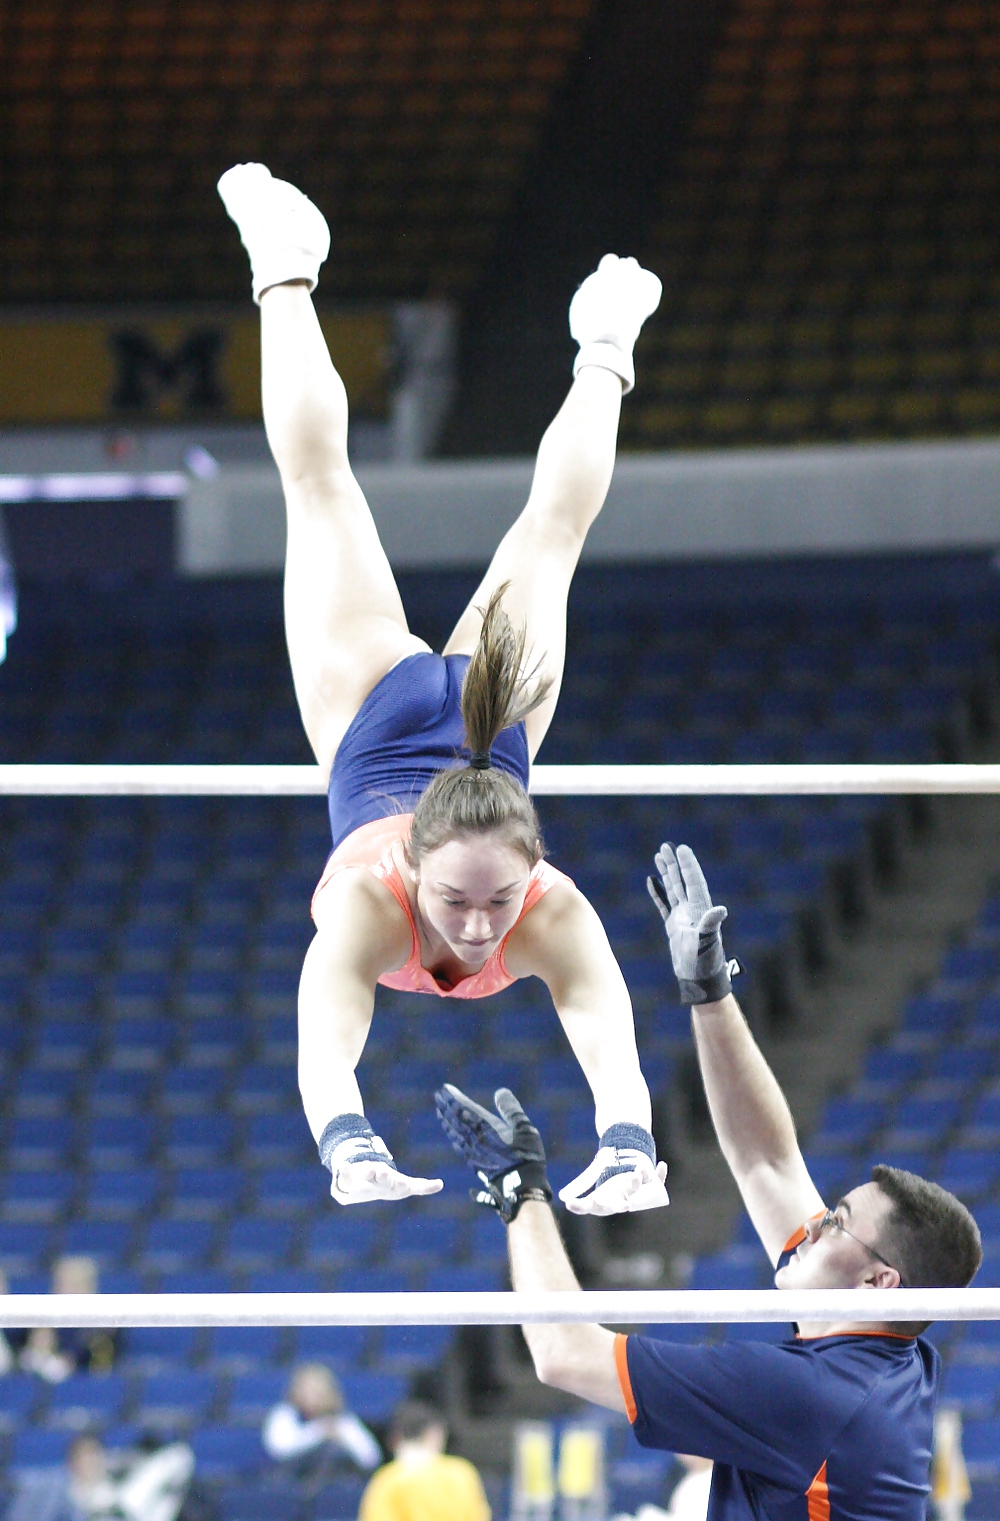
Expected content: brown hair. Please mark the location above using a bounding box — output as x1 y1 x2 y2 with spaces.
390 1400 446 1447
870 1164 983 1333
406 584 551 867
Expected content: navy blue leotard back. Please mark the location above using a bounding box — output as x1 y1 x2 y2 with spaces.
327 652 530 851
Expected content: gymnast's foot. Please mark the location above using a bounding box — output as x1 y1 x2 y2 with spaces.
570 253 662 394
217 162 331 305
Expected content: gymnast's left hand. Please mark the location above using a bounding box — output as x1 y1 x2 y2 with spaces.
559 1125 669 1216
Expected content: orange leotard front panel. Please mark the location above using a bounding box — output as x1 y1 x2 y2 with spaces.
311 815 573 999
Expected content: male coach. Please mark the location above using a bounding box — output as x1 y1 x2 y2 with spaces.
436 843 982 1521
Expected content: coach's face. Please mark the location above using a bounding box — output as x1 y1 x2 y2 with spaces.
774 1183 900 1291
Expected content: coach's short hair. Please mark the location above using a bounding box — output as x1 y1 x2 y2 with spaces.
871 1164 982 1333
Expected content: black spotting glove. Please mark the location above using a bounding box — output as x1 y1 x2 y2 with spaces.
647 842 741 1005
434 1084 552 1224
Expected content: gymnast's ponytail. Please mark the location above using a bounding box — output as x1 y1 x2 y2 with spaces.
406 584 551 867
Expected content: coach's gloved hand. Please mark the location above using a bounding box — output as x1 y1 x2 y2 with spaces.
648 842 741 1005
435 1085 552 1224
569 254 663 393
560 1123 669 1216
218 163 331 304
319 1114 442 1206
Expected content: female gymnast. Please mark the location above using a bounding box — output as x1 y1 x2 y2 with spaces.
218 163 665 1217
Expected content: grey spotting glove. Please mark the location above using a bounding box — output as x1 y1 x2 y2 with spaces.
647 842 741 1005
435 1084 552 1224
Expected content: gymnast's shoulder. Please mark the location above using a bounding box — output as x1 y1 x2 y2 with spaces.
310 862 413 974
504 874 617 981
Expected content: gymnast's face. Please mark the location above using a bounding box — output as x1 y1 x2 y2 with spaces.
773 1183 899 1293
412 834 532 966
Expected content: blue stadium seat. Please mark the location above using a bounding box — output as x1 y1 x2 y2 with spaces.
226 1369 289 1424
11 1067 78 1115
469 1214 509 1267
82 1169 159 1220
292 1324 369 1371
220 1217 296 1271
138 1370 217 1428
107 1016 173 1068
82 1114 157 1167
169 1167 245 1220
59 1219 133 1266
336 1267 409 1293
48 1373 127 1429
10 1427 73 1466
231 1064 297 1114
247 1271 322 1294
0 1171 75 1222
243 1112 314 1166
940 1364 1000 1417
308 1480 367 1520
883 1095 962 1147
372 1325 454 1374
160 1067 228 1114
138 1219 217 1272
0 1222 53 1271
254 1015 297 1062
119 1327 201 1370
339 1372 407 1424
0 1374 42 1431
32 1015 96 1064
87 1069 153 1115
181 970 239 1017
248 969 298 1017
425 1264 505 1292
109 972 170 1018
811 1096 885 1151
190 1426 264 1478
218 1484 303 1521
388 1214 462 1265
900 993 968 1036
206 1327 284 1372
690 1248 768 1291
164 1113 235 1165
304 1215 381 1270
941 946 1000 984
117 922 175 973
254 1167 328 1217
6 1114 73 1168
181 1018 247 1066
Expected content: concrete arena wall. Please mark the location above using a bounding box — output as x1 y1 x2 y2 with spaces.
178 437 1000 575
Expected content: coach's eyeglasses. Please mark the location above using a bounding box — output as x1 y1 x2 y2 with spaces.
814 1209 905 1285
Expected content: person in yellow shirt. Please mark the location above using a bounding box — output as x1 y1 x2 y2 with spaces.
359 1401 490 1521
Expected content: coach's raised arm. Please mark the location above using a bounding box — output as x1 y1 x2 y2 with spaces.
435 843 983 1521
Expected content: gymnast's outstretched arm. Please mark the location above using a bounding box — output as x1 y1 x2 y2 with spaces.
300 870 443 1204
506 879 663 1216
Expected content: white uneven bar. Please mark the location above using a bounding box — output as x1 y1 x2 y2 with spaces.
3 763 1000 797
0 1289 998 1329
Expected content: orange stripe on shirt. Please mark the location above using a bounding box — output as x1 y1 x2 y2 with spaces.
614 1333 637 1424
807 1460 830 1521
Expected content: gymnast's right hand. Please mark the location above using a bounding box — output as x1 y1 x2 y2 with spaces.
319 1114 443 1206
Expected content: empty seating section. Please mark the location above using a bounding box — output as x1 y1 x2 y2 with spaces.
623 0 1000 450
0 557 995 1497
0 0 595 303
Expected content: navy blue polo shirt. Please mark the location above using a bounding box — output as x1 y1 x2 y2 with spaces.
614 1230 939 1520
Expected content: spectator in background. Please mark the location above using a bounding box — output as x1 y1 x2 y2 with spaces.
4 1432 194 1521
262 1362 381 1489
359 1401 490 1521
18 1257 117 1383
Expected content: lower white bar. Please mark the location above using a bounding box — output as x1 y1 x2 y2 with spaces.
0 1288 997 1328
3 764 1000 797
